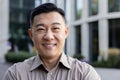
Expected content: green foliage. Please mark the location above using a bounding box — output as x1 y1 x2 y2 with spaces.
5 51 36 63
73 53 84 60
92 54 120 68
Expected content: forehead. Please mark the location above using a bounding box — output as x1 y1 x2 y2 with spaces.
33 12 65 25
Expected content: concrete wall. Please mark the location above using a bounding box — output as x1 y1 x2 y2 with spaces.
0 0 9 59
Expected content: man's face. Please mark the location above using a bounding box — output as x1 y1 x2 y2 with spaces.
28 12 68 59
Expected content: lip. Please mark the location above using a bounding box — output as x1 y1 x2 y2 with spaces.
42 43 57 49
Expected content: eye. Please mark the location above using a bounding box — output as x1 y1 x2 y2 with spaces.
54 27 60 30
52 27 60 32
36 27 46 33
38 28 45 30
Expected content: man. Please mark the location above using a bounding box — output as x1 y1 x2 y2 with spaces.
3 3 101 80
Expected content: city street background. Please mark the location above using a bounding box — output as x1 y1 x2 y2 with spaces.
1 0 120 80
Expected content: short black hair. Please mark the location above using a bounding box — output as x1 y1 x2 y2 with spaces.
30 3 65 26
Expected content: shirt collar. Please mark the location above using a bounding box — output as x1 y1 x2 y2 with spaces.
30 54 43 71
30 52 71 71
59 52 71 69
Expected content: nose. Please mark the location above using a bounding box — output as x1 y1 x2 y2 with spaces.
43 30 54 41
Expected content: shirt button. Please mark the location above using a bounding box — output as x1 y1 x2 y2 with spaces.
50 72 52 75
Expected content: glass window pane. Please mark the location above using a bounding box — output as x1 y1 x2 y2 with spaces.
75 0 83 20
75 25 81 54
10 9 19 22
89 21 99 61
109 19 120 48
23 0 35 8
89 0 98 16
108 0 120 12
9 0 34 51
10 0 20 7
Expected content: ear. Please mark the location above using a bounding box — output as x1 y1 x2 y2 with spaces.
28 28 33 41
65 26 69 39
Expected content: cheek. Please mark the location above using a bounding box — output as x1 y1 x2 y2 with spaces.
55 33 66 42
33 35 42 44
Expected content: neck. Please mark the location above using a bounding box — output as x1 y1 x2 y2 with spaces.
40 55 61 71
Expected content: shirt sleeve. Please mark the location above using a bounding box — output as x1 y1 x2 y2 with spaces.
3 69 17 80
82 63 101 80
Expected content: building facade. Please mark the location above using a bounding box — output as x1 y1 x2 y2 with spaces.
0 0 9 59
9 0 35 51
1 0 120 62
35 0 120 62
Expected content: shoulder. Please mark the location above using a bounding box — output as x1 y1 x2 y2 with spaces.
3 56 37 80
67 56 90 69
67 56 97 72
67 56 101 80
7 56 36 73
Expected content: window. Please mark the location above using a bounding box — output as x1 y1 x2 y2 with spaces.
10 0 20 7
108 0 120 12
109 19 120 48
75 25 81 54
89 0 98 16
75 0 83 20
23 0 35 8
10 9 19 22
89 21 99 61
9 0 34 51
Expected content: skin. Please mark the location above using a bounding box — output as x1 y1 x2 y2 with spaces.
28 12 68 70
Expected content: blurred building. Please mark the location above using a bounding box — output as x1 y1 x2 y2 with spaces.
9 0 35 51
1 0 120 62
0 0 9 59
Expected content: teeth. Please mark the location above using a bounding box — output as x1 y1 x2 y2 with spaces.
46 44 53 46
45 43 54 45
43 43 56 48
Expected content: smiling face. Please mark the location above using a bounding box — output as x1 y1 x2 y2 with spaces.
28 12 68 59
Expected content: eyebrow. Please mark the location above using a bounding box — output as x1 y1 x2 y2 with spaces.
52 22 61 25
35 24 44 27
35 22 61 27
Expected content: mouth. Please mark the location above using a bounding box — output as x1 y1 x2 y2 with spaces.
42 43 57 49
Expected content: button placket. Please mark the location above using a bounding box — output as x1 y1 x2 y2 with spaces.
47 72 53 80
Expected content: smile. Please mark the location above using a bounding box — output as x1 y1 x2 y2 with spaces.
42 43 57 49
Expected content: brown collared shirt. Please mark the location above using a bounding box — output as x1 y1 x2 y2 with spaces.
3 53 101 80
